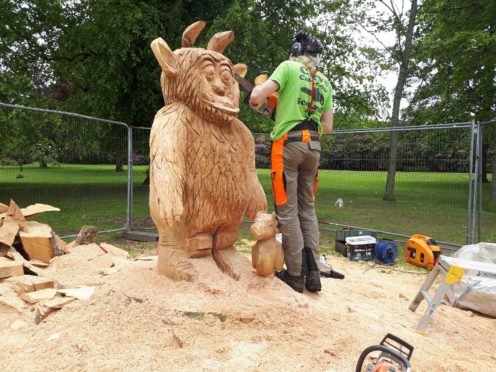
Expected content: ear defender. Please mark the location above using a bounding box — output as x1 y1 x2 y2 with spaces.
291 41 304 57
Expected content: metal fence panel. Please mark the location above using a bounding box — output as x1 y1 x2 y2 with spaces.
253 124 495 247
0 103 129 237
2 102 494 248
130 126 153 230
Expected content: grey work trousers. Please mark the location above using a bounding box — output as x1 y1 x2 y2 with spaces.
274 140 320 276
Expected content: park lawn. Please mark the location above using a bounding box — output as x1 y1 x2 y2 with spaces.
0 163 147 236
255 169 495 246
1 164 495 245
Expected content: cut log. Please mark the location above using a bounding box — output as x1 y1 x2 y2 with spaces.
0 217 20 247
19 221 54 263
50 231 65 256
21 288 57 304
54 235 68 253
99 243 129 258
0 256 24 278
4 200 27 231
90 253 114 269
5 275 56 294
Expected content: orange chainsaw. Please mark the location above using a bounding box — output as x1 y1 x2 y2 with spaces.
234 72 278 120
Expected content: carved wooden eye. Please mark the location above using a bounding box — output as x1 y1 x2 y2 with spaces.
220 68 232 84
204 64 215 79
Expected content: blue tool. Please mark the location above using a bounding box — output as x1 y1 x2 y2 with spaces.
374 239 398 264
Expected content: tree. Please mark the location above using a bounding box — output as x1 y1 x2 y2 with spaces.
354 0 418 201
407 0 496 205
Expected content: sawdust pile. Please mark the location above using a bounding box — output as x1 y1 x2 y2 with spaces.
1 246 495 371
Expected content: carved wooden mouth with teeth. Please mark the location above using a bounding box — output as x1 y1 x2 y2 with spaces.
202 99 239 115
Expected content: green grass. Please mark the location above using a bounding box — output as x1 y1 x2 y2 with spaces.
1 164 495 246
0 163 144 235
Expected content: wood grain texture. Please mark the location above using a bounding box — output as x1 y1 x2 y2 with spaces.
149 23 267 281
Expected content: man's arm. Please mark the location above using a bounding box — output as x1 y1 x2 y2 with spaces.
321 110 334 134
249 80 279 107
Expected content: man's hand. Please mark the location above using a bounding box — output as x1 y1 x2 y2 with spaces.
321 110 334 134
249 80 279 107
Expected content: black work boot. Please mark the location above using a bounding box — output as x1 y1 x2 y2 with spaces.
304 247 322 292
275 270 304 293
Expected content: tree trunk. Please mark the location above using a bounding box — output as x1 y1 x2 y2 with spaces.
383 0 418 201
115 157 123 172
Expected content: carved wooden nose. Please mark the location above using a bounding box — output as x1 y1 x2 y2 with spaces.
213 80 226 95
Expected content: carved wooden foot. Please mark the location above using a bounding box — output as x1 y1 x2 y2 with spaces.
212 246 241 281
157 248 199 282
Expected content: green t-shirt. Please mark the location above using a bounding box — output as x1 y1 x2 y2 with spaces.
269 60 333 140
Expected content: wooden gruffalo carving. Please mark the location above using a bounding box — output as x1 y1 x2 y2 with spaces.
149 21 267 282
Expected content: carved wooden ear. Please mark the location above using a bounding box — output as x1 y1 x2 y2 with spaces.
233 63 248 78
182 20 206 48
207 31 234 54
151 38 177 76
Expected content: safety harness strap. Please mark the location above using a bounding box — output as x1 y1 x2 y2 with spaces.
307 68 318 117
285 132 320 143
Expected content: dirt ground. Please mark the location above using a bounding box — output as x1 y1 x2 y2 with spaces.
1 242 495 372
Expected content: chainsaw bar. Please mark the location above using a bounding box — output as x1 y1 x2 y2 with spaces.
234 73 254 94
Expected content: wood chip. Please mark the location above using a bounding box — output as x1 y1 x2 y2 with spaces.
70 243 105 260
0 217 20 247
0 202 8 213
30 259 50 267
21 288 57 304
58 286 95 300
90 253 114 269
100 243 129 258
5 200 28 231
44 296 76 309
171 330 184 348
135 256 157 261
5 275 56 294
20 203 60 219
0 293 29 314
0 243 9 257
0 256 24 278
0 203 60 220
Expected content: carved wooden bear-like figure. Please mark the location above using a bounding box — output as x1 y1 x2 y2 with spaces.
250 212 284 277
149 21 267 282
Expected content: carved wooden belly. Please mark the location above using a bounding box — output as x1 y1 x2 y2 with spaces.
184 122 248 229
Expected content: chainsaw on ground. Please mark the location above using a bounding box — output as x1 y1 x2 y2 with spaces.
234 72 278 120
355 333 414 372
318 254 345 279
